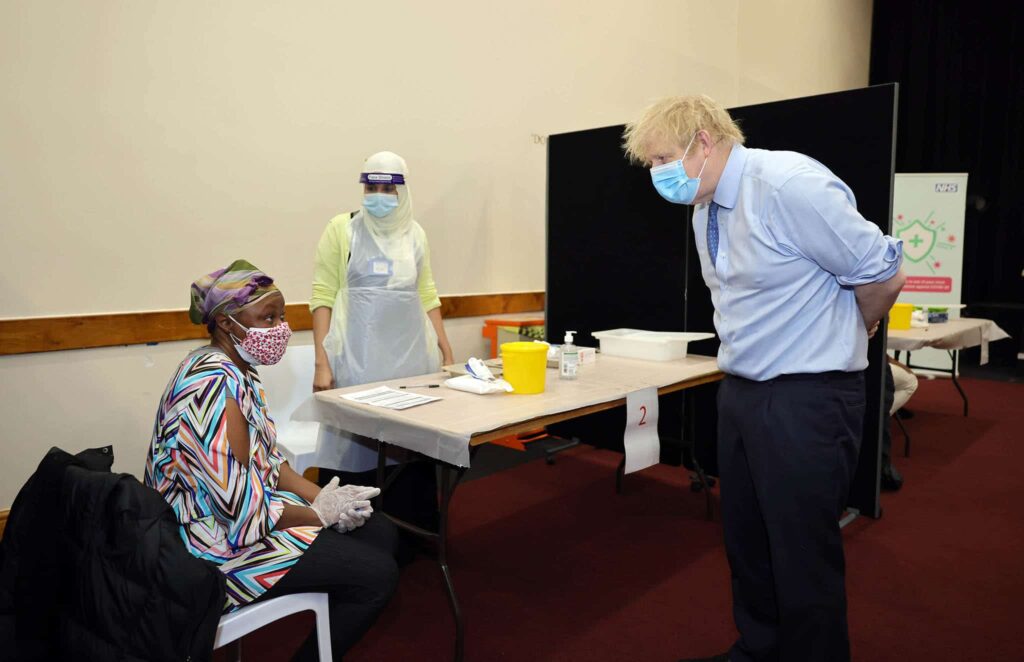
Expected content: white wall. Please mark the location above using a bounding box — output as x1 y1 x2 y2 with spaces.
0 0 872 317
0 0 873 507
0 313 527 507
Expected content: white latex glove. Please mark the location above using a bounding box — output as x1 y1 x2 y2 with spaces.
333 503 374 533
332 511 358 533
327 485 379 532
337 484 381 502
313 481 379 529
310 476 343 527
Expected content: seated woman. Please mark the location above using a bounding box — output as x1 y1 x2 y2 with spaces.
145 259 399 660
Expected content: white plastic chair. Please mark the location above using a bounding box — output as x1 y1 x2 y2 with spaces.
214 592 332 661
260 344 322 475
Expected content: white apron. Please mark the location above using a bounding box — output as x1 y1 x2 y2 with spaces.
317 212 441 471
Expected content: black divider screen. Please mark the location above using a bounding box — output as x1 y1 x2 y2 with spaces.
545 124 690 465
546 85 897 517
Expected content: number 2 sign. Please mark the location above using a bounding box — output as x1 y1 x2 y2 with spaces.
624 387 660 474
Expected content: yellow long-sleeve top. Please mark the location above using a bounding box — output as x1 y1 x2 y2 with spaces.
309 212 442 313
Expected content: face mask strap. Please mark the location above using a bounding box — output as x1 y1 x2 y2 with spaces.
228 315 250 332
226 315 250 345
685 132 712 186
681 132 698 162
654 131 706 175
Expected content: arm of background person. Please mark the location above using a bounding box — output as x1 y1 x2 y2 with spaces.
428 307 454 365
418 232 454 365
312 306 334 391
311 215 349 391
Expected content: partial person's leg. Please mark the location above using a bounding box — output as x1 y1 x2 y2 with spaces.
716 377 780 662
890 361 918 414
881 364 904 490
260 516 400 660
881 364 896 469
742 373 863 662
345 504 403 556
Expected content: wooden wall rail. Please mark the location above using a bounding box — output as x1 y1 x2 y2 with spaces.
0 292 545 356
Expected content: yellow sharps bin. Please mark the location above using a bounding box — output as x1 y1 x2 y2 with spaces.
889 303 914 330
500 342 549 394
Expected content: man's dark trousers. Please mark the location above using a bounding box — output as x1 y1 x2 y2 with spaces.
718 371 865 662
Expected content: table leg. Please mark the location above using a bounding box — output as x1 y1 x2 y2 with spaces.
839 507 860 529
949 350 968 416
437 464 466 662
693 461 714 521
375 441 470 662
902 349 969 418
895 414 911 457
375 441 387 510
684 391 715 521
544 436 580 465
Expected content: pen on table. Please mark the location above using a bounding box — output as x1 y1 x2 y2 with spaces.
399 384 440 389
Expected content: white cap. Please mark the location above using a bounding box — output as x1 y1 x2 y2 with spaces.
564 330 576 344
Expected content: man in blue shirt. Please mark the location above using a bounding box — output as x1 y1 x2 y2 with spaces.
624 95 905 662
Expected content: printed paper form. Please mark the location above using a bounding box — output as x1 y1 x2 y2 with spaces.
341 385 442 410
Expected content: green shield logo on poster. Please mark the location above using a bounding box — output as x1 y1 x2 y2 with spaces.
896 220 937 263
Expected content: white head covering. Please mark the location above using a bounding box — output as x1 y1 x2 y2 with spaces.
360 151 413 237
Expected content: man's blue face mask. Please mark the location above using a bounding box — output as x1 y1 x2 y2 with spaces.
650 133 708 205
363 193 399 218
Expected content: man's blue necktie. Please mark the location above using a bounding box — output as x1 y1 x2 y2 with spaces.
707 201 720 265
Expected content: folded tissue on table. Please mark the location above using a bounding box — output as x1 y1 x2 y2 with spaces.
444 357 514 394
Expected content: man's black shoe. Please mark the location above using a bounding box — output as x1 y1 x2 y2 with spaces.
881 465 904 491
678 654 730 662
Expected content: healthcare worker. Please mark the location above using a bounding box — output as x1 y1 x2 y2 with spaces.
310 151 453 540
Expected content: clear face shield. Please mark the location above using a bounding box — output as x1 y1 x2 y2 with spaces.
359 171 406 218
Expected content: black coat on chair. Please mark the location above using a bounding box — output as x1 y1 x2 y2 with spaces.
0 446 225 661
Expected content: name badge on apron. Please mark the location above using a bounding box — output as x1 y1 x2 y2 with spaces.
369 257 393 276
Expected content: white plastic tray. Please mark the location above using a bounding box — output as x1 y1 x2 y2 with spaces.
591 329 716 362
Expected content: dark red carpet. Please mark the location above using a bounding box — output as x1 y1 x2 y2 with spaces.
223 376 1023 661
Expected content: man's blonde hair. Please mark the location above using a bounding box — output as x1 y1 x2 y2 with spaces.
623 95 745 165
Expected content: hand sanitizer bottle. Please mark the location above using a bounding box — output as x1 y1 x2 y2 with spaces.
559 330 579 380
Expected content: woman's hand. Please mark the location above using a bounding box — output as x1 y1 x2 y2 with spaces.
309 477 380 528
313 362 335 392
333 503 374 533
309 477 344 527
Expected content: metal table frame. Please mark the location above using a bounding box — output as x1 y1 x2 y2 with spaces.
893 348 968 416
372 371 723 662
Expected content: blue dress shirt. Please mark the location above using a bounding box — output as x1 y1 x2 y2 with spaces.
693 144 903 381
